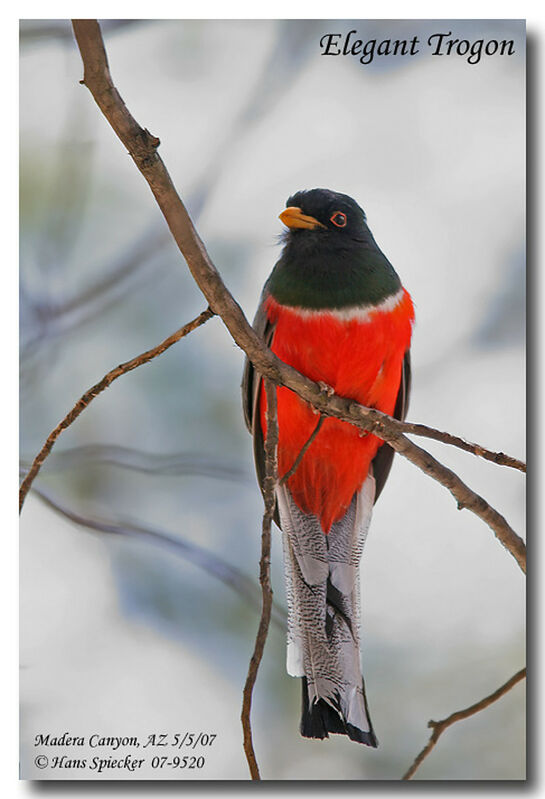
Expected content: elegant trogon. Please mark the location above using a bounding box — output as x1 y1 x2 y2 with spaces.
242 188 414 746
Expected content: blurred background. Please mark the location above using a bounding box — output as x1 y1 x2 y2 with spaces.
19 19 525 780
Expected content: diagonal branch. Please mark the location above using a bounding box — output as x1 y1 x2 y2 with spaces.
30 485 287 630
19 307 214 511
69 19 526 575
396 422 525 473
279 414 324 486
20 444 251 483
378 431 526 574
241 379 278 780
402 667 526 780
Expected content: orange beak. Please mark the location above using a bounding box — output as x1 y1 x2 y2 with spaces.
279 206 325 230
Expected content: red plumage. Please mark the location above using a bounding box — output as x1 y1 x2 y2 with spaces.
260 289 414 532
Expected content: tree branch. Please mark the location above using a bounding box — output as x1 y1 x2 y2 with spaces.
279 414 324 485
394 422 525 473
402 667 526 780
241 379 278 779
19 307 214 511
20 444 251 483
68 19 526 576
379 432 526 574
30 485 287 629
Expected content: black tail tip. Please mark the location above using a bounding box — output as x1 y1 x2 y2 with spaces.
300 678 379 748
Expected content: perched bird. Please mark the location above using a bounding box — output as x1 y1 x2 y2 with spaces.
242 188 414 746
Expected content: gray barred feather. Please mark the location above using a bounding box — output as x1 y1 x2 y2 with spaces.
277 474 376 740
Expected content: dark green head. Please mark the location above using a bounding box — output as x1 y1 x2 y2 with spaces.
267 188 401 310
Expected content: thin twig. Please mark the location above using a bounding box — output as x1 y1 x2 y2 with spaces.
241 379 278 780
279 414 324 485
402 667 526 780
29 486 287 630
400 422 525 473
20 444 251 483
21 19 141 44
70 19 525 575
19 307 214 511
382 432 526 574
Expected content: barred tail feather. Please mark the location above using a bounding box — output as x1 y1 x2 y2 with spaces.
277 475 377 747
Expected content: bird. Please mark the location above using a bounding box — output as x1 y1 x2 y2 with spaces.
242 188 414 746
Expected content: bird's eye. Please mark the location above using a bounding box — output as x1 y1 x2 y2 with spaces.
330 211 347 228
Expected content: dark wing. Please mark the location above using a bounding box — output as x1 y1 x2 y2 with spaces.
241 290 277 512
371 349 411 503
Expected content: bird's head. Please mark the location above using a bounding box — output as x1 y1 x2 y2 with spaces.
268 187 400 310
279 188 370 246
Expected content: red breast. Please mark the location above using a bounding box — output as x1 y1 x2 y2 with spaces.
260 289 415 532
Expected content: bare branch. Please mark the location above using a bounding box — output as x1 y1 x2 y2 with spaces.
69 19 525 574
399 422 525 473
20 19 142 45
279 414 324 485
381 432 526 574
241 379 278 780
20 444 250 483
19 307 214 511
30 227 170 342
402 667 526 780
31 485 287 630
